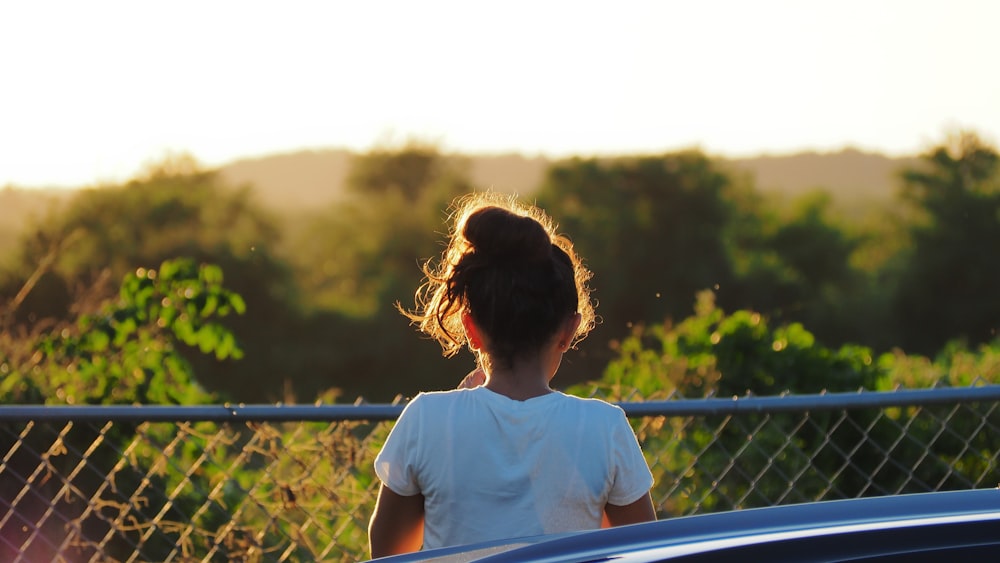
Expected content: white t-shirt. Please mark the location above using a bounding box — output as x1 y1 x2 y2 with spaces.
374 386 654 550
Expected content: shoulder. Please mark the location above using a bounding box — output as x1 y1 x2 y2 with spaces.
553 392 627 420
411 388 477 402
553 391 622 410
404 388 466 401
400 388 478 413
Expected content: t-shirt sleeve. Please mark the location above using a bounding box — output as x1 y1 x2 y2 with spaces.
373 395 424 496
606 408 655 506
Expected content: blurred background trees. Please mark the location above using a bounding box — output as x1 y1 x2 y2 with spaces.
1 132 998 405
891 132 1000 355
533 152 738 373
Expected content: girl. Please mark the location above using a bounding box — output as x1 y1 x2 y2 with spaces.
368 194 655 557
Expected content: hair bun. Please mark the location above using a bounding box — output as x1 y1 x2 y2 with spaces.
463 206 552 264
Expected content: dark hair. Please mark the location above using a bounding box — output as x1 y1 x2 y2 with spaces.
400 193 595 367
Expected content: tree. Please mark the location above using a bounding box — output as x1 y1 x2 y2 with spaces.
290 142 472 316
724 191 868 347
573 292 999 515
282 143 476 399
1 258 244 406
0 259 251 561
2 155 298 403
534 152 738 374
570 292 885 514
892 132 1000 354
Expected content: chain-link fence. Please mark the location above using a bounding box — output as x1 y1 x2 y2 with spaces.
2 385 998 562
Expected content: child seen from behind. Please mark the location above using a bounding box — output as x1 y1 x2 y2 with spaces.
368 193 655 557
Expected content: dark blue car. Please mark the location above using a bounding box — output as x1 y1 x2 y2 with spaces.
370 488 1000 562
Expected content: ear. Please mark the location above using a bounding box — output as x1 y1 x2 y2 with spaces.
461 310 485 351
558 313 583 352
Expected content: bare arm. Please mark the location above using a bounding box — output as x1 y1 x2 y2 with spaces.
603 492 656 527
368 484 425 558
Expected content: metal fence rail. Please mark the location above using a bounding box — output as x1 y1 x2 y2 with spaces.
2 385 998 562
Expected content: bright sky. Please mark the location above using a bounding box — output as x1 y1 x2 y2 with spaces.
2 0 998 188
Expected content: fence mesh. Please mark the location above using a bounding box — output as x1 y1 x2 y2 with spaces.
1 386 998 562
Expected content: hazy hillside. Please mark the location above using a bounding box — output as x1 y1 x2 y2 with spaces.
219 148 916 212
219 150 354 211
219 149 550 210
464 153 550 195
723 148 919 203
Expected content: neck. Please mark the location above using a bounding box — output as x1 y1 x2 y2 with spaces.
481 353 559 401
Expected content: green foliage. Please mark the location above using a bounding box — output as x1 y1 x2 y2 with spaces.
278 143 474 399
1 258 244 405
875 338 1000 390
534 152 875 376
729 191 862 318
1 156 308 403
866 340 1000 495
534 152 738 375
13 156 279 284
573 292 998 517
345 141 459 202
0 258 249 558
578 290 882 401
892 132 1000 354
291 141 471 316
538 152 736 328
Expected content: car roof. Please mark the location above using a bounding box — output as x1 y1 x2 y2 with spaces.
370 488 1000 562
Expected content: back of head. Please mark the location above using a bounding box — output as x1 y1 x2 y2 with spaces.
402 193 595 367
